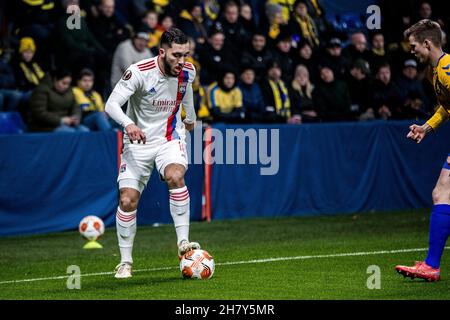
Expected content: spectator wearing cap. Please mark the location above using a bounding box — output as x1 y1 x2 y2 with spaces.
345 59 374 120
288 64 319 122
317 37 350 81
12 37 45 93
342 32 372 66
371 63 402 120
395 59 426 109
289 0 320 49
177 3 208 46
313 65 352 122
237 66 265 123
73 68 112 131
206 71 245 123
394 59 429 117
271 33 295 83
260 60 292 123
111 32 153 88
198 29 239 85
241 33 274 82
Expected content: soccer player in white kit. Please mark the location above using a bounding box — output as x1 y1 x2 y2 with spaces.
105 28 200 278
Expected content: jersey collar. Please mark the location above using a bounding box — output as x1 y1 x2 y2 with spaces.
434 52 446 67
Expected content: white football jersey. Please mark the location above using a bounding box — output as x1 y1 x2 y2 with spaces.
108 56 196 146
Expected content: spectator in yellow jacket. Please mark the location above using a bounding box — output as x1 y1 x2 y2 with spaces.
207 71 245 123
73 68 112 131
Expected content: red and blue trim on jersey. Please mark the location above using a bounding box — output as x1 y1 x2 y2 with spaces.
137 59 156 71
166 70 189 141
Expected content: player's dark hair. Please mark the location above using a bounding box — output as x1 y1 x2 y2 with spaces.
404 19 442 47
160 28 188 48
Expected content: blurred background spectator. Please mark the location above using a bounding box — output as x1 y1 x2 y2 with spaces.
313 64 352 121
1 0 450 132
29 68 89 132
260 60 292 123
207 70 245 123
73 68 112 131
110 32 153 88
289 64 319 122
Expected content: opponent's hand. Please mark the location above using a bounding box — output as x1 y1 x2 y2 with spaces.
125 123 146 144
406 124 427 143
183 120 195 132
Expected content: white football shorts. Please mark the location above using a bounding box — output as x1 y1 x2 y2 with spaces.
118 139 188 193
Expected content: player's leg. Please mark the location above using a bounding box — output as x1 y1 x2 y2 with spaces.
396 156 450 281
165 163 191 246
115 144 154 278
117 187 141 262
425 162 450 269
156 140 200 257
114 186 141 278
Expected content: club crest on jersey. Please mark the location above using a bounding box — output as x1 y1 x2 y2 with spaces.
122 70 132 81
120 163 126 173
178 84 186 94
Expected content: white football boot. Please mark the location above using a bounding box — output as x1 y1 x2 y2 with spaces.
178 240 201 259
114 262 132 279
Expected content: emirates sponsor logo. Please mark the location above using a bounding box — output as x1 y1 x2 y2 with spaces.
152 100 178 107
152 99 178 112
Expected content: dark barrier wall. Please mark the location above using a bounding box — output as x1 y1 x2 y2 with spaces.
1 121 450 236
211 121 450 219
0 131 203 236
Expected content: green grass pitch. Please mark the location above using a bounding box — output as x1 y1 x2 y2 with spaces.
1 209 449 300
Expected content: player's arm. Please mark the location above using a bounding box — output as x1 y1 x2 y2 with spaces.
424 63 450 130
406 107 446 143
182 67 197 131
408 65 450 143
427 63 450 130
425 105 450 131
105 66 146 143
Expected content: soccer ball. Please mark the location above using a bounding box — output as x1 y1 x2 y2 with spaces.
180 249 215 279
79 215 105 241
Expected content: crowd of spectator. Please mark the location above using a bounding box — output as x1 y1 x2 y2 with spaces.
0 0 449 132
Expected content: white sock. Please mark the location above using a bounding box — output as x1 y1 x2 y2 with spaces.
116 207 137 264
169 186 190 245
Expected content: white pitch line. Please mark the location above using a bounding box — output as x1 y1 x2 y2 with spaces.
1 246 448 285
